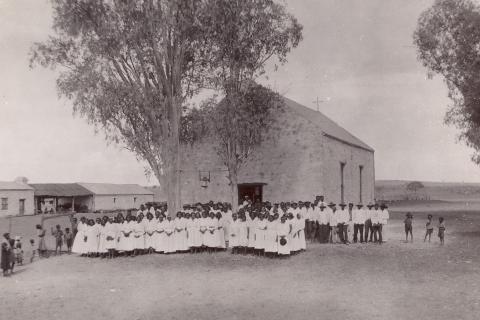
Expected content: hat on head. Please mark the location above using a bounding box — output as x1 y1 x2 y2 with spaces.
367 202 374 208
356 203 363 208
339 203 347 207
380 203 388 209
328 202 336 207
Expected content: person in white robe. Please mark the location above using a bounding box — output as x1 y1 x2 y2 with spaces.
155 215 167 253
229 214 240 254
199 211 209 251
97 218 109 257
104 217 117 258
205 212 218 252
264 215 278 257
295 213 306 251
216 213 226 249
192 212 203 250
174 213 188 252
118 216 134 255
186 213 195 252
277 216 291 257
163 217 176 254
238 214 249 253
246 211 256 252
85 219 100 257
144 213 156 253
72 217 88 255
132 216 145 255
254 214 267 255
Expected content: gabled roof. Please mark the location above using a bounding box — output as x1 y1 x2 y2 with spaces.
283 97 374 152
78 183 154 196
0 181 34 191
30 183 92 197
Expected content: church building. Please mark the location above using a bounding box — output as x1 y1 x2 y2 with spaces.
178 97 375 205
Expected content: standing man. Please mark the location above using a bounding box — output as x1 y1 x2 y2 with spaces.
337 203 349 244
380 203 389 243
327 202 337 243
364 203 374 242
352 203 365 243
371 203 382 244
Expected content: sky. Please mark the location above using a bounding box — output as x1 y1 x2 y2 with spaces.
0 0 479 185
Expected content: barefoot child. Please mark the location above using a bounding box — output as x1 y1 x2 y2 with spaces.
424 214 434 242
64 228 74 254
404 213 413 243
51 224 64 255
438 217 445 245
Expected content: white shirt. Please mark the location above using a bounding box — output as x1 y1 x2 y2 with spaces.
352 208 365 224
337 209 349 224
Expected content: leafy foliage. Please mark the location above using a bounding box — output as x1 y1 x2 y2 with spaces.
406 181 425 193
414 0 480 163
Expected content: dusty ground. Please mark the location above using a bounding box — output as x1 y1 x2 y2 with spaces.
1 208 480 320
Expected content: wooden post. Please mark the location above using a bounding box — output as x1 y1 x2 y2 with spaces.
72 197 75 212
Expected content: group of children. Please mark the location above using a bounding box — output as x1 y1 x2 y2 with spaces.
403 212 446 245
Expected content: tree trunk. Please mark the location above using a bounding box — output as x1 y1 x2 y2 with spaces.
229 168 239 213
165 96 182 218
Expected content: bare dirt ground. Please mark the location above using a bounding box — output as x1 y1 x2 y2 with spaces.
1 208 480 320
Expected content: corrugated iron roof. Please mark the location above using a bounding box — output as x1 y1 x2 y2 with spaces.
283 97 374 152
79 183 154 195
30 183 93 197
0 181 34 191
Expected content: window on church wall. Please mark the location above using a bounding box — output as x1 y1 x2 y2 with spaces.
1 197 7 210
113 197 116 204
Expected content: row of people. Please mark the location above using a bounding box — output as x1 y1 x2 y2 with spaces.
71 205 310 258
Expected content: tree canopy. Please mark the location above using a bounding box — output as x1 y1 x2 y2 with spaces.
414 0 480 163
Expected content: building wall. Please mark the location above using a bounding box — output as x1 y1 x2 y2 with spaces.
321 137 375 204
178 106 375 205
93 194 153 211
0 190 35 217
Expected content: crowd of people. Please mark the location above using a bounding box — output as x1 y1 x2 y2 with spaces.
1 194 448 275
68 195 395 260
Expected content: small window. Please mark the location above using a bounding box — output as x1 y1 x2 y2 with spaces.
1 198 8 210
113 197 116 203
134 197 137 203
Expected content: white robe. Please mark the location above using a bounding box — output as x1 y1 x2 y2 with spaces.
132 222 145 250
277 222 291 255
144 219 156 249
104 222 117 250
264 221 278 253
229 220 241 247
163 220 176 253
174 218 188 251
155 220 167 253
72 222 88 254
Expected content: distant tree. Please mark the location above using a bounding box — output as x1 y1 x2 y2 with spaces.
406 181 425 194
29 0 214 216
199 0 302 210
414 0 480 164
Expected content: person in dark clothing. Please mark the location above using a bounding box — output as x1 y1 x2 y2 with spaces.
1 233 11 276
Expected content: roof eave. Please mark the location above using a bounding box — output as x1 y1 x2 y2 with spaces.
323 133 374 153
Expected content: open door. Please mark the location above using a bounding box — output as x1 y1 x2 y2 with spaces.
238 183 265 205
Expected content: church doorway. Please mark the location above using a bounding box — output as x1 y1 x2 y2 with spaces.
237 183 265 205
